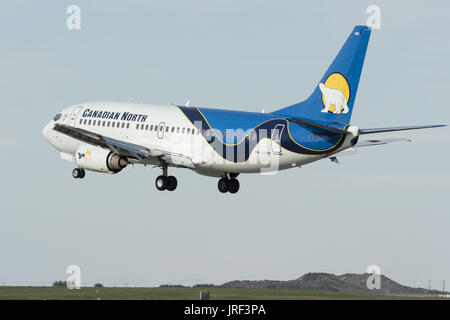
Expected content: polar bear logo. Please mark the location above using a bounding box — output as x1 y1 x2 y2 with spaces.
319 83 349 114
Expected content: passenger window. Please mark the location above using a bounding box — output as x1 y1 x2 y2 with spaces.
136 124 139 129
93 120 96 126
103 121 106 127
112 122 115 128
177 127 180 133
126 123 130 129
187 128 190 134
145 124 149 130
122 122 125 128
165 126 169 132
160 125 164 132
171 127 175 133
88 120 91 125
107 121 110 127
84 119 87 125
149 125 153 131
182 128 185 134
79 119 82 124
192 129 195 135
141 124 144 130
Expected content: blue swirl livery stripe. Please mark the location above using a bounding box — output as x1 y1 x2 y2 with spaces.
178 106 347 162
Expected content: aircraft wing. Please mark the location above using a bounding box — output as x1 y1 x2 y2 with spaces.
52 124 195 168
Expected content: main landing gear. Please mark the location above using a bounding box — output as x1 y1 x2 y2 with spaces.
218 177 240 194
72 168 85 179
155 166 177 191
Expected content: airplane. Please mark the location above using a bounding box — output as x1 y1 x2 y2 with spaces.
42 25 445 194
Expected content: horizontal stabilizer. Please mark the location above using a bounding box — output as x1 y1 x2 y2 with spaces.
360 125 446 135
327 138 411 161
329 147 358 158
355 138 411 147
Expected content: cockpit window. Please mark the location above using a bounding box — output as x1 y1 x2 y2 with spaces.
53 113 62 121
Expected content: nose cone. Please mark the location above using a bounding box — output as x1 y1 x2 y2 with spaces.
42 122 52 142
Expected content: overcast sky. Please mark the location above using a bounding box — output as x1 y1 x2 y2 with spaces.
1 0 449 290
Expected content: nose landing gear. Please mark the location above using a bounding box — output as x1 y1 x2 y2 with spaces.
72 168 85 179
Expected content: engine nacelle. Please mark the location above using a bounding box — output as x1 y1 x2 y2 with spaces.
74 145 129 173
341 125 360 149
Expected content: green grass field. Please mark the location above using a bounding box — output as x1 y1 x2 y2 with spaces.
0 286 443 300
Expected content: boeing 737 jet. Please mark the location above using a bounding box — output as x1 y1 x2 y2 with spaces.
42 25 445 193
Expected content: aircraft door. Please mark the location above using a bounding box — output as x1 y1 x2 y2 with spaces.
157 122 166 139
69 106 83 127
271 124 285 154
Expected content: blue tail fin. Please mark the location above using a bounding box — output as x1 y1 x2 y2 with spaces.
273 25 371 125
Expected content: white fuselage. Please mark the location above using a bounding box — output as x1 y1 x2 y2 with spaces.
43 102 355 177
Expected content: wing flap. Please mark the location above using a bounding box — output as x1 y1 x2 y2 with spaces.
102 136 150 159
161 154 195 168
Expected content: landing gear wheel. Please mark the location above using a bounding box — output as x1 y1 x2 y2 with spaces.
228 178 240 194
218 178 229 193
155 175 167 191
166 176 178 191
72 168 85 179
72 168 80 179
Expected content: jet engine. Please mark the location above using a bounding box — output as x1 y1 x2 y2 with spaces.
74 145 129 173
